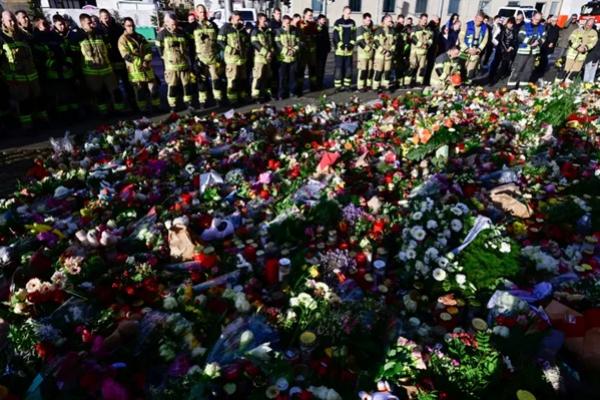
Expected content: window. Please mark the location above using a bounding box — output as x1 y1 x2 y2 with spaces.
349 0 361 12
448 0 460 14
549 1 559 16
415 0 428 14
48 0 96 8
312 0 324 13
383 0 395 13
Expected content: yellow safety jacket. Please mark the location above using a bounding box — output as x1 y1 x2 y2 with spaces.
566 28 598 62
194 20 220 65
118 31 155 83
0 27 38 82
78 29 113 76
356 24 376 61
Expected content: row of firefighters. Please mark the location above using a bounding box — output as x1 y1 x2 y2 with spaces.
1 6 599 129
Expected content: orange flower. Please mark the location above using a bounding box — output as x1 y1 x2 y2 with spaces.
419 128 432 144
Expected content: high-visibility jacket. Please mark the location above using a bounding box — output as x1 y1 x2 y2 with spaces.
566 27 598 62
410 26 433 55
251 26 274 65
460 21 489 52
118 31 154 82
77 29 113 76
332 17 356 57
0 27 38 83
32 29 74 81
430 52 461 87
194 19 220 65
275 26 299 63
156 27 191 72
356 24 375 60
517 22 546 55
218 22 249 66
297 19 318 56
373 26 397 61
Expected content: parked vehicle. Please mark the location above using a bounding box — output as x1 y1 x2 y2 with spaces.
497 6 537 22
581 1 600 24
40 0 159 40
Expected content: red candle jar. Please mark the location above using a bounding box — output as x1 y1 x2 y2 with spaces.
264 258 279 286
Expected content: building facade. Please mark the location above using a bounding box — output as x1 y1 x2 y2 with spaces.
287 0 569 25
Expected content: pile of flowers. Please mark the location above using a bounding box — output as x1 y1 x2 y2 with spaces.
0 83 600 400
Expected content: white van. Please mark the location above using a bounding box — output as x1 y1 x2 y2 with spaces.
209 8 257 28
497 6 537 22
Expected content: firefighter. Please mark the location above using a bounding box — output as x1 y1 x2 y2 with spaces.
459 11 489 82
557 18 598 83
118 17 159 113
15 10 32 34
156 13 193 111
218 11 250 104
251 13 275 102
372 14 397 92
356 13 375 92
332 6 356 92
405 13 433 86
32 16 77 118
98 9 129 111
274 15 299 99
430 46 462 89
296 8 318 94
0 11 45 129
508 11 546 88
395 15 410 88
194 5 223 107
315 14 330 90
76 13 123 115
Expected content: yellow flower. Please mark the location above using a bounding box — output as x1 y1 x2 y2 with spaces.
512 221 526 236
308 265 320 278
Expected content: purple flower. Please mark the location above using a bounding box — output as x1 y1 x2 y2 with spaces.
36 231 58 247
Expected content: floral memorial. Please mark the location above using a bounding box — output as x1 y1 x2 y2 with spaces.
1 84 600 400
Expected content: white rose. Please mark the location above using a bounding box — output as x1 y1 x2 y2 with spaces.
432 268 447 281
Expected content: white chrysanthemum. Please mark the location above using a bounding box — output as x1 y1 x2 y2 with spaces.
455 273 467 285
412 211 423 221
410 226 426 241
432 268 447 281
450 219 463 232
499 241 511 253
437 257 449 268
426 219 438 230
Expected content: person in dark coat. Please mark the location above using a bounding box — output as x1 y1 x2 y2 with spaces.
489 17 518 84
536 15 560 80
438 24 455 54
315 14 331 90
424 16 440 85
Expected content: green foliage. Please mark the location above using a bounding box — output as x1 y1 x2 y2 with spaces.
521 85 578 141
406 127 462 162
459 231 521 292
430 332 501 400
376 339 420 383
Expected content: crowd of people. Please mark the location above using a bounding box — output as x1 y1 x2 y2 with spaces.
1 5 599 131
